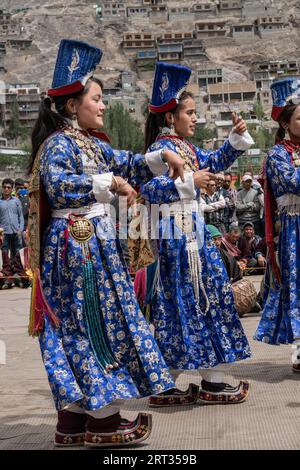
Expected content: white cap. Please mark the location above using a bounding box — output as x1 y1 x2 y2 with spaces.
242 174 253 182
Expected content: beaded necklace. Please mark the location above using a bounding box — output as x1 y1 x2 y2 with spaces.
157 132 199 171
62 126 110 171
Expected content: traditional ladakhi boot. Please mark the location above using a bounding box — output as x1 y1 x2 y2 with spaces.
148 383 199 407
54 409 87 447
84 412 152 447
198 379 250 404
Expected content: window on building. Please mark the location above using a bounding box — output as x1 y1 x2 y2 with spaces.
230 93 242 100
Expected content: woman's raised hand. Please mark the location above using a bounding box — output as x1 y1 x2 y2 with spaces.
111 176 137 207
162 149 185 181
231 112 247 135
193 168 216 189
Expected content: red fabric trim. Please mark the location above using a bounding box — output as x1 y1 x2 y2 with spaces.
149 98 178 113
282 139 300 154
87 129 111 143
271 106 284 121
48 81 84 97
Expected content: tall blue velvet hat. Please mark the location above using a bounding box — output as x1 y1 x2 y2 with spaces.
149 62 192 113
271 78 300 121
48 39 103 97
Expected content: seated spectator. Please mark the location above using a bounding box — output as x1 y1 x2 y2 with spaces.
207 224 258 315
207 225 242 283
221 224 242 258
200 179 226 235
238 222 266 272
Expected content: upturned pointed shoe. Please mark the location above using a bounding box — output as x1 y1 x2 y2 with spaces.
84 412 152 448
198 380 250 405
292 363 300 373
149 383 199 408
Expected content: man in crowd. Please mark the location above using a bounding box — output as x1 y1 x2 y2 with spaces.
15 178 30 230
220 172 237 232
200 179 226 235
207 224 242 283
236 174 262 236
0 178 24 287
238 222 266 272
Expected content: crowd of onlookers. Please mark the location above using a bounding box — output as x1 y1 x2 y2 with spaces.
0 177 31 290
200 171 267 274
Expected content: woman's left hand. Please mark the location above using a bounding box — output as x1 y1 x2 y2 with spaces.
162 149 185 182
232 112 247 135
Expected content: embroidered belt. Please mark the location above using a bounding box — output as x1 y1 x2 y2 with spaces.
276 194 300 215
52 202 110 220
52 203 111 242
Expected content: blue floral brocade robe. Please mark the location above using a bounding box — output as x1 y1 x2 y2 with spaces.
254 144 300 344
141 138 251 370
38 131 175 411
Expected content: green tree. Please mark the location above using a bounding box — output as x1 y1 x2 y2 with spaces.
248 123 274 152
103 103 144 153
254 100 265 121
5 99 30 144
189 126 215 147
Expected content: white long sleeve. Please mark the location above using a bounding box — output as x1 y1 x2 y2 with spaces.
92 173 114 203
228 130 254 151
175 171 196 200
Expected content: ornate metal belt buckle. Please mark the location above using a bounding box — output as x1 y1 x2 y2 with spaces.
69 217 94 242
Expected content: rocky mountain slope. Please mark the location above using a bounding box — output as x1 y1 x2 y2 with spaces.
1 0 300 94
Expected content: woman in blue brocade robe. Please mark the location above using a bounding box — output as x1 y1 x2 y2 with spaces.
254 89 300 373
140 62 253 406
28 41 186 448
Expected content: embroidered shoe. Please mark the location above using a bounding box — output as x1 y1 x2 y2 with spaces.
198 380 250 404
292 363 300 373
148 383 199 407
54 409 86 447
84 412 152 447
54 431 85 447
